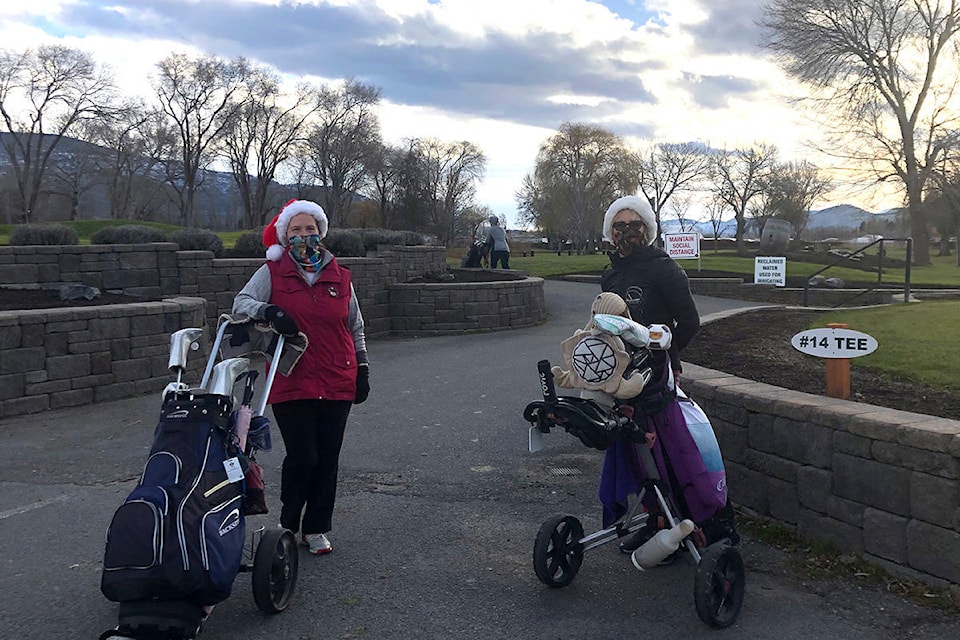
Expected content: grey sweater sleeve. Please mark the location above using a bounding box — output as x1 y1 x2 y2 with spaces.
232 264 273 319
349 283 368 365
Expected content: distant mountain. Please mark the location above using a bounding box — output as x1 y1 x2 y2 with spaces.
805 204 901 230
658 204 903 240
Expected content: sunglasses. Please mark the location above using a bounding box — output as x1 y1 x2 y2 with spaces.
612 221 645 232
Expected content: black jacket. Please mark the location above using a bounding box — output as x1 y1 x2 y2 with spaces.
599 245 700 371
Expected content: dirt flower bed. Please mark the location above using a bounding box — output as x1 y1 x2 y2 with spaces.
0 288 161 311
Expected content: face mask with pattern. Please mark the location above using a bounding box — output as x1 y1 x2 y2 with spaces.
288 234 323 271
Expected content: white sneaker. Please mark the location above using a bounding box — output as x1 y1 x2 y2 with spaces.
302 533 332 555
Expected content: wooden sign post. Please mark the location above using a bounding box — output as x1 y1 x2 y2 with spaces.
824 323 851 399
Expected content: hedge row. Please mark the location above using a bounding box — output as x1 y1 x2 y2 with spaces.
9 223 426 258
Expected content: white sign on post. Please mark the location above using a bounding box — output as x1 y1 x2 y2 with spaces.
754 256 786 287
791 328 878 358
664 233 700 259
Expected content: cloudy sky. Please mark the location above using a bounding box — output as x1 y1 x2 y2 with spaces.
0 0 890 226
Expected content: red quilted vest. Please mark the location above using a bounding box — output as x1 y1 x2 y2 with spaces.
266 255 357 403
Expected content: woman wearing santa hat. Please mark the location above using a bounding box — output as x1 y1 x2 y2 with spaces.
233 199 369 556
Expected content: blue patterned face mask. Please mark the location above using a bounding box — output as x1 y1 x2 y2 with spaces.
288 234 323 271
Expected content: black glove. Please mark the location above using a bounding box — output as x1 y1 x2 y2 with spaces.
355 364 370 404
264 305 299 336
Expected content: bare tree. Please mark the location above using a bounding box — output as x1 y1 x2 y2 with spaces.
635 141 712 241
926 146 960 262
763 160 833 242
0 45 116 223
303 80 382 228
153 53 251 227
517 122 637 252
365 142 402 228
762 0 960 265
422 139 486 244
704 196 731 254
711 144 778 254
667 194 698 232
222 68 321 229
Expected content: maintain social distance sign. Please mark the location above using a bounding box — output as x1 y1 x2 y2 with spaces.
791 327 878 359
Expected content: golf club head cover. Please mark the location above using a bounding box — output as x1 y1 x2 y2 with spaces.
645 324 673 350
264 305 299 336
592 313 650 347
355 363 370 404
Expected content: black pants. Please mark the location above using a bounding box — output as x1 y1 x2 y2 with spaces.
272 399 352 535
491 250 510 269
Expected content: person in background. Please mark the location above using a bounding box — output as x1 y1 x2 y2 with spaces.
486 215 511 269
233 199 370 556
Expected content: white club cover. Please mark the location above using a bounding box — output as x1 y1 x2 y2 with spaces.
645 324 673 350
592 314 650 347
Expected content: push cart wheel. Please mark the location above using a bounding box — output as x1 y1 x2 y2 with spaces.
252 528 299 613
532 514 584 588
693 542 745 628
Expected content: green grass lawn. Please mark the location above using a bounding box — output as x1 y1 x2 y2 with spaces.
813 300 960 390
478 250 959 286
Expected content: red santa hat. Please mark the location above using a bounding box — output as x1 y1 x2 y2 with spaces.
602 195 657 245
262 199 328 261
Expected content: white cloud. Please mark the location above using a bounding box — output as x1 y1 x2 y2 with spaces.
0 0 910 222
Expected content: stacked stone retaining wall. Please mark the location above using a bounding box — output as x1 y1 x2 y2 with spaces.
0 298 205 418
388 278 545 335
683 362 960 589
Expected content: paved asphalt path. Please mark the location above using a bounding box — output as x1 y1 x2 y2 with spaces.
2 280 959 639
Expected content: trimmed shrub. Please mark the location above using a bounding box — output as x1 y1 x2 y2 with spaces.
171 228 224 257
355 228 426 250
324 229 366 257
90 225 170 245
231 230 266 258
9 223 79 246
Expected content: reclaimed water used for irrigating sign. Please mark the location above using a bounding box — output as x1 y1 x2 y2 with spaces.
754 256 786 287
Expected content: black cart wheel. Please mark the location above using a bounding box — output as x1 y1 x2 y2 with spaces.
252 528 299 613
532 514 584 588
694 542 745 628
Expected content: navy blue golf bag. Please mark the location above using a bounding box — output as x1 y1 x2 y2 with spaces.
101 393 246 607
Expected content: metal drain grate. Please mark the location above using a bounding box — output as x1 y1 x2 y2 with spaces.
548 467 583 476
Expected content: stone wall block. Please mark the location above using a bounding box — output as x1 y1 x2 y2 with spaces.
767 477 799 524
900 446 959 480
49 388 94 409
0 324 21 350
797 465 832 513
834 431 873 458
898 419 960 453
89 317 131 340
797 507 863 552
863 508 908 563
716 420 748 464
725 461 767 514
910 471 959 528
45 354 91 380
832 452 910 516
130 314 165 337
826 495 865 527
744 449 799 483
906 520 960 584
1 347 45 374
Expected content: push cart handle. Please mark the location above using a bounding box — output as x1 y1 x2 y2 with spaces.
242 370 260 407
537 359 558 404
